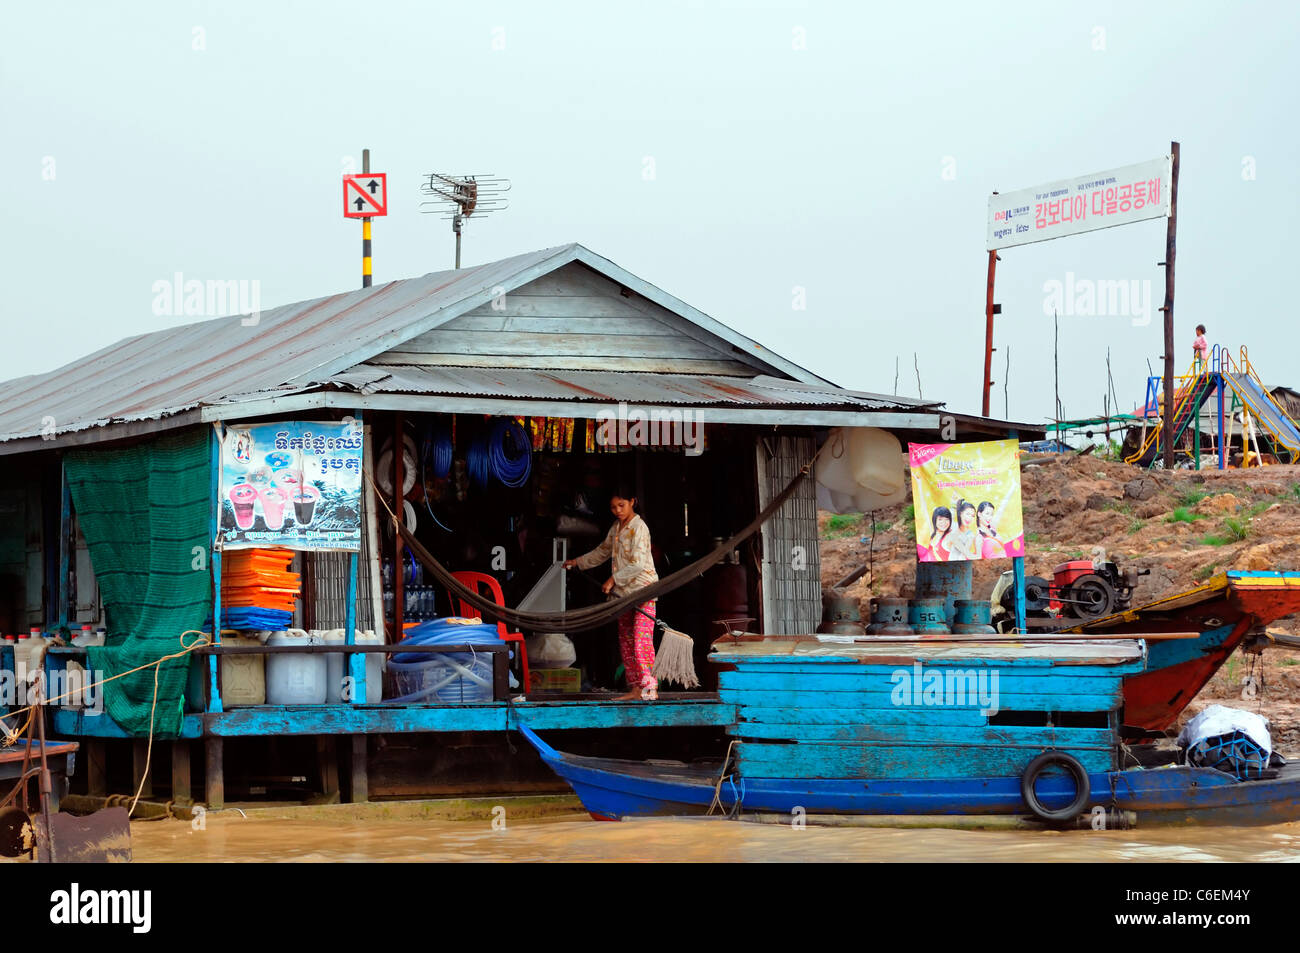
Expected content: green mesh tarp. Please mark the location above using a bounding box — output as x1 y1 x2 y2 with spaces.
66 428 213 737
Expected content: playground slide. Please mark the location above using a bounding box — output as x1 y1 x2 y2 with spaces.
1227 373 1300 457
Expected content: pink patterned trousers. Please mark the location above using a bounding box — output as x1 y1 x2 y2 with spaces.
618 600 657 690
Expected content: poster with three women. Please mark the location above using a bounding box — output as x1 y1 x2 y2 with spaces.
908 439 1025 563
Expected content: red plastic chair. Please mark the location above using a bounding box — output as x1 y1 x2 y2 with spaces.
451 571 530 690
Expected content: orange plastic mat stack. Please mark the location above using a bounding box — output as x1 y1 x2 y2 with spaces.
221 548 300 614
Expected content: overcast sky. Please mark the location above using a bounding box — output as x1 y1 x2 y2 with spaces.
3 0 1296 424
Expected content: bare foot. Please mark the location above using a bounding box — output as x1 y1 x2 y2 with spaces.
614 690 641 701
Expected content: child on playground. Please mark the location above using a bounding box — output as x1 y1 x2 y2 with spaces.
1193 324 1208 367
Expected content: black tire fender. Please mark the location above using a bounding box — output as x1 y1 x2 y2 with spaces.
1020 751 1091 823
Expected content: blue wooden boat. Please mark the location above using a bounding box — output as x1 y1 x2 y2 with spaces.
520 635 1300 826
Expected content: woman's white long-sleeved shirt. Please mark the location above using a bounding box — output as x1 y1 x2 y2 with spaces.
573 514 659 597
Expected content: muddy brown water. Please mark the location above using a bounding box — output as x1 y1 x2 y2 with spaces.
120 814 1300 862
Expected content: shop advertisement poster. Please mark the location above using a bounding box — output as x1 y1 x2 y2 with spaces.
908 439 1024 563
219 420 364 551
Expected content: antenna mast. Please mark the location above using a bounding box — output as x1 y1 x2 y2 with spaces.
419 173 510 269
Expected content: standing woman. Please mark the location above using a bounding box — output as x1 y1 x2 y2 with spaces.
564 485 660 700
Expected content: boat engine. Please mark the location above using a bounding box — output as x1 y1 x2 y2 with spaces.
998 557 1148 621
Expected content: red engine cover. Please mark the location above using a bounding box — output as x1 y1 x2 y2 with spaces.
1050 560 1096 610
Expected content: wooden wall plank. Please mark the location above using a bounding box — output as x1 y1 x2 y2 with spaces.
395 331 725 359
369 352 756 376
736 706 990 727
444 313 674 334
719 670 1125 696
725 661 1143 677
718 688 1122 713
452 296 659 321
735 740 1114 779
733 722 1114 747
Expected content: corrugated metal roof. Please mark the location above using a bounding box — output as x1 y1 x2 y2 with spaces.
0 246 573 443
0 243 832 446
334 365 937 410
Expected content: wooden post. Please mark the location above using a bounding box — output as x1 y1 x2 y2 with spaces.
57 466 71 629
209 423 224 714
86 740 107 798
171 740 192 804
1161 142 1180 468
204 736 224 810
349 734 369 804
393 412 405 639
1012 556 1027 632
316 736 340 803
982 248 998 417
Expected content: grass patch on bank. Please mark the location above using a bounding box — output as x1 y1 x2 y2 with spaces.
1165 507 1205 524
1194 563 1219 582
822 513 862 539
1201 516 1249 547
1175 489 1209 508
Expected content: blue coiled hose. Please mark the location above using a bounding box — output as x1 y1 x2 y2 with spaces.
467 419 531 489
386 619 506 703
431 424 453 480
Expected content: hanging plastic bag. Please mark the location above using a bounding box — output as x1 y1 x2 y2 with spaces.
526 633 577 669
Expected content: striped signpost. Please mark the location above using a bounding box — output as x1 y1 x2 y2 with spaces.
343 150 387 288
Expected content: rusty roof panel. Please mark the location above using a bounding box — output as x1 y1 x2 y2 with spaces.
339 365 934 410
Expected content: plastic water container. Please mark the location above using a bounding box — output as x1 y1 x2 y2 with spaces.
221 633 267 706
323 629 386 703
15 630 49 699
266 629 327 705
64 624 104 709
388 619 503 704
320 629 346 703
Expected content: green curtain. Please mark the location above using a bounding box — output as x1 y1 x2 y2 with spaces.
66 427 213 737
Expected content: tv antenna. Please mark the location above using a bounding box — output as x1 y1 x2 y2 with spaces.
419 173 511 269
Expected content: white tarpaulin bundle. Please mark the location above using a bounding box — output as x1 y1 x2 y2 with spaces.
1177 704 1272 758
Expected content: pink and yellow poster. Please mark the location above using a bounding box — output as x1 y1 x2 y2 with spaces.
908 439 1024 562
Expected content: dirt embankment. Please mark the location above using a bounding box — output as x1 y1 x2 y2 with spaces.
817 456 1300 745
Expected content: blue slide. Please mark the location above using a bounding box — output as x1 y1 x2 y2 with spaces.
1228 373 1300 458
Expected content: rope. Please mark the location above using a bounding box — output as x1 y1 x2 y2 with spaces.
707 739 739 816
2 630 211 819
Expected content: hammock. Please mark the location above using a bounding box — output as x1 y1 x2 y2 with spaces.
396 460 813 633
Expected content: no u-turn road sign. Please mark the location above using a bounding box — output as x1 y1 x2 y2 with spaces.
343 173 387 217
